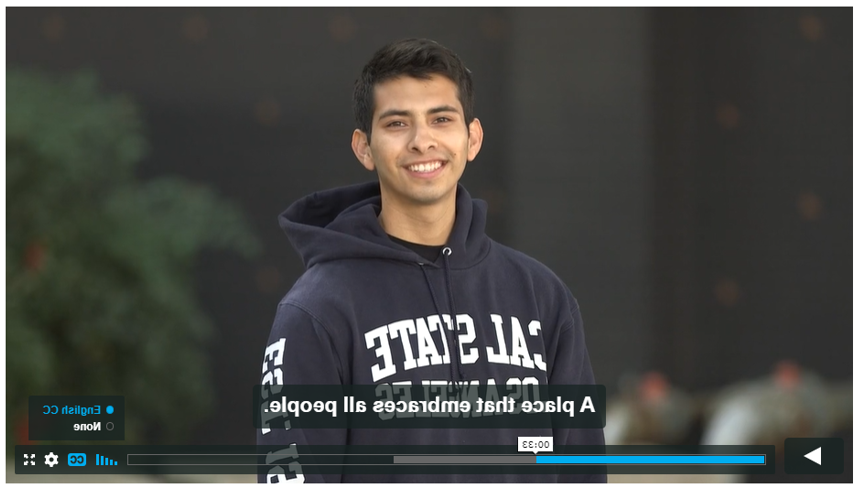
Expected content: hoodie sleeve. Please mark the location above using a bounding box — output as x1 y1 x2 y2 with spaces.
549 299 607 483
257 302 347 483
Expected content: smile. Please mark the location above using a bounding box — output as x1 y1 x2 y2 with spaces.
405 160 445 173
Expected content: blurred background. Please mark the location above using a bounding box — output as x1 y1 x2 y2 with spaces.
6 7 852 483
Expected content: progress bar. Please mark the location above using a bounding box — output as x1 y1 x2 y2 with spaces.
123 453 765 466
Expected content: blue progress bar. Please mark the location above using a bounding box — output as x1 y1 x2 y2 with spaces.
536 455 765 465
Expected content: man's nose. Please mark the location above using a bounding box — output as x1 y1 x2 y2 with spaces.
409 122 437 152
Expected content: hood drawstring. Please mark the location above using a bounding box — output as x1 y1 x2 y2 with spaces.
418 247 465 392
441 247 466 384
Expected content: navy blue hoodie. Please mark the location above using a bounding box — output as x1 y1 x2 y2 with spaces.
257 182 605 483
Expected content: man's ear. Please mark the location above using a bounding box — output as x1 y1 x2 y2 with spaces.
466 118 484 162
351 129 375 171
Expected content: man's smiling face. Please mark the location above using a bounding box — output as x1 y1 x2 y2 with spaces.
352 74 483 210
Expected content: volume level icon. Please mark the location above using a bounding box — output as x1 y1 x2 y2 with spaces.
95 454 117 466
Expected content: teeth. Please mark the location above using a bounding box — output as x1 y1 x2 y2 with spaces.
407 161 443 173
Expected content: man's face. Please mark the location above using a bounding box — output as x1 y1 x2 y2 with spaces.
352 74 483 210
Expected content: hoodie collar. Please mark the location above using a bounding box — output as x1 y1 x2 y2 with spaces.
279 181 491 270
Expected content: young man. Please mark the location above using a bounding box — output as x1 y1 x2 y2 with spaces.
257 38 605 483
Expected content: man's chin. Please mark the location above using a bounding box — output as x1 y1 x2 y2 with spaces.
407 188 457 207
379 181 457 208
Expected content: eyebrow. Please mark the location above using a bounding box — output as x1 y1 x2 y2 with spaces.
377 105 460 121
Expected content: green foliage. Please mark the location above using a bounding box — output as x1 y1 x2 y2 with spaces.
7 69 261 446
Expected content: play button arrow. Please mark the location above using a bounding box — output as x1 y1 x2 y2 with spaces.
785 438 842 474
804 447 822 465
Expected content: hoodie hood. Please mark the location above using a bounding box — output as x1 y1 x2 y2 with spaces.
279 181 491 270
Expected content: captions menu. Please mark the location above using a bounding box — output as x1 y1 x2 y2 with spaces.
29 396 124 441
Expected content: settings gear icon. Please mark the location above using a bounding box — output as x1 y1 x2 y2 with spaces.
44 452 59 467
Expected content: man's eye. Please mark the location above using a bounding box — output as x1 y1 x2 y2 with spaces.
435 117 451 123
387 121 405 127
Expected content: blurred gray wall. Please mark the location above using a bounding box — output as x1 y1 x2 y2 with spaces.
6 7 851 448
651 8 852 390
506 8 653 391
